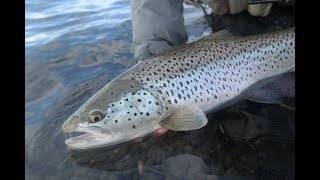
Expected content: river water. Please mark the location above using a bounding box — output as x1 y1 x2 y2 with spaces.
25 0 295 179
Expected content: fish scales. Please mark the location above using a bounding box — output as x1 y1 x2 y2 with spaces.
122 28 295 113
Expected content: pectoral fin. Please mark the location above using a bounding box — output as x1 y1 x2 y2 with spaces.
160 105 208 131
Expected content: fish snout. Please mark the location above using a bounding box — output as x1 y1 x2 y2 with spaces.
62 114 80 133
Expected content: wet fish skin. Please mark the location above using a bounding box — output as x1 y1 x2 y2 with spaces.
62 28 295 149
123 27 295 113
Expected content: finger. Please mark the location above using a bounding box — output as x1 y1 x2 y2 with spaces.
132 127 169 143
132 137 144 142
152 127 169 138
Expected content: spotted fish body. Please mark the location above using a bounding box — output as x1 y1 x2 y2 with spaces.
122 28 295 113
62 28 295 149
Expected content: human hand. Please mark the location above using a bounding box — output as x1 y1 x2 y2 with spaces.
132 127 169 142
203 0 230 15
203 0 273 17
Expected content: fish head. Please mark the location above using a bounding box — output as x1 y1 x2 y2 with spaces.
62 79 165 149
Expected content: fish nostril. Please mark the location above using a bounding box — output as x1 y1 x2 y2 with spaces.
62 123 69 132
62 115 78 132
62 121 77 133
63 120 71 129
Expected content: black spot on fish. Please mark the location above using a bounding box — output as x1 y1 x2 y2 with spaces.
115 120 118 123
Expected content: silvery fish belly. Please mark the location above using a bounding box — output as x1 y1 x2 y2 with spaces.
62 28 295 149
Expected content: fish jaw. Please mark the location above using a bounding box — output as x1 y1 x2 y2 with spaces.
64 122 163 149
65 134 117 150
64 126 117 149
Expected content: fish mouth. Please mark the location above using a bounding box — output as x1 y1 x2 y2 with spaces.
64 127 114 149
64 124 161 149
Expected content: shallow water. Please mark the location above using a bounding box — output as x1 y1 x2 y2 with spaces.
25 1 295 179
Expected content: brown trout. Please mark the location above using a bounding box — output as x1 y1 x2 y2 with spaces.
62 28 295 149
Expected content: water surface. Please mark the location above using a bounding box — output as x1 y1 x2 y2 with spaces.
25 1 295 179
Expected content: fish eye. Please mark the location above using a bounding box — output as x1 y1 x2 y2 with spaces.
88 110 104 123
